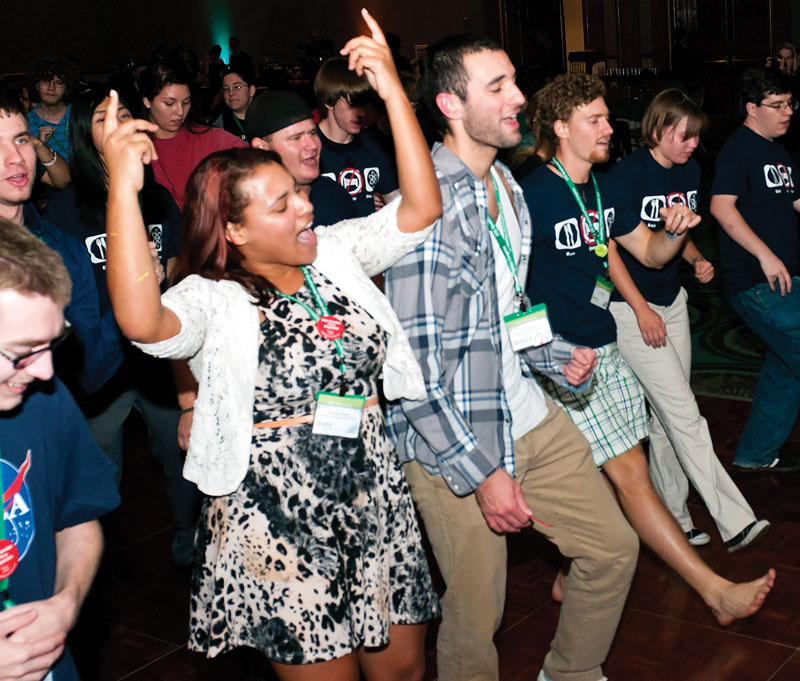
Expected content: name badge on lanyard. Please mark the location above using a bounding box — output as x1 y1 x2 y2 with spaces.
550 158 615 310
277 266 367 438
312 392 366 438
488 169 553 351
590 275 614 309
504 302 553 350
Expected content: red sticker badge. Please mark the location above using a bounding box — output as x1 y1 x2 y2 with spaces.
316 316 345 340
0 540 19 580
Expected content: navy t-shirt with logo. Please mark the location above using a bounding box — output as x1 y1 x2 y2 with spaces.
521 164 639 348
309 175 358 227
44 183 181 311
318 126 398 217
711 125 800 296
609 147 700 305
0 379 120 681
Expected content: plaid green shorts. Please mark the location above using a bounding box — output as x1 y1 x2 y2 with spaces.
541 343 648 466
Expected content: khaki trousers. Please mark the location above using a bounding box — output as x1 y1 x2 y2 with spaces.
404 399 638 681
610 291 756 541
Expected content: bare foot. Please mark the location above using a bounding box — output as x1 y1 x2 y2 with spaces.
551 570 567 603
707 569 776 625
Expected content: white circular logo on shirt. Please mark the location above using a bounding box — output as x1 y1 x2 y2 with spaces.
339 168 364 196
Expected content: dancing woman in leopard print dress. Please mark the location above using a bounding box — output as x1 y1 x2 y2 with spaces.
103 10 441 681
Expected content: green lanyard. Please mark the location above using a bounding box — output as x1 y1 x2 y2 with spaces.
550 157 609 270
486 171 527 312
0 459 14 610
275 266 348 394
232 115 247 140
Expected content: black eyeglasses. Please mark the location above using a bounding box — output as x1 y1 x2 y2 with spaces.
0 327 71 370
759 99 799 111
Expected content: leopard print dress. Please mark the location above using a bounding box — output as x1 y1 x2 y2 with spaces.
189 268 439 664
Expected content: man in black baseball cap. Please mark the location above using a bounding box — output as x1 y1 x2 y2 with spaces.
245 90 355 226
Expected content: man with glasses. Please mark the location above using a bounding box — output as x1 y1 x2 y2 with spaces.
27 56 78 163
213 68 256 141
0 218 120 681
711 67 800 471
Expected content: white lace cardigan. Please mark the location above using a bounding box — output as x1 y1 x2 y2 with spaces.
134 198 432 496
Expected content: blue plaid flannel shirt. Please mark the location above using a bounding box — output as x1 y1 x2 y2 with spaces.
385 143 590 496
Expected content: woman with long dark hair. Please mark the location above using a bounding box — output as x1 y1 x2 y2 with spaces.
43 86 200 565
104 12 441 681
140 61 247 209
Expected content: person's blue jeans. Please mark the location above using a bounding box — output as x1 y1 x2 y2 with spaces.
728 277 800 466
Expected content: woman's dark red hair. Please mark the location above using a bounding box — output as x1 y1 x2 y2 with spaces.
170 147 282 306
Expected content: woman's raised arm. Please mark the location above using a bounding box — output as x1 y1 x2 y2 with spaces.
103 90 182 343
341 9 441 233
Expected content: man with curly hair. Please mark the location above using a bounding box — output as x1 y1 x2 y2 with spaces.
27 55 80 163
521 72 775 630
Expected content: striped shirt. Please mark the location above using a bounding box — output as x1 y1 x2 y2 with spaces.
28 104 72 162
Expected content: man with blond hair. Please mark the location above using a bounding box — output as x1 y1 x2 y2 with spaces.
0 219 119 681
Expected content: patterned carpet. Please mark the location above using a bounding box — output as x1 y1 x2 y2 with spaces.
686 281 763 401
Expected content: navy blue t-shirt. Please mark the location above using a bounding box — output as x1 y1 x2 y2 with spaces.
22 204 123 395
0 379 120 681
310 175 358 228
711 125 800 296
318 126 398 217
43 183 181 311
521 164 639 347
609 147 700 305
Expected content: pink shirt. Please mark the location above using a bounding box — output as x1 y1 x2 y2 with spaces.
152 126 248 210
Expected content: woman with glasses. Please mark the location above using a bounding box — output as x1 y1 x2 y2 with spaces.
213 68 256 141
607 89 770 553
140 61 248 209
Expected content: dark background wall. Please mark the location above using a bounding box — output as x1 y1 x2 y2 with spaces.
2 0 487 74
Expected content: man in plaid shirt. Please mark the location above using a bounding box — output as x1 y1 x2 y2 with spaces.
385 35 638 681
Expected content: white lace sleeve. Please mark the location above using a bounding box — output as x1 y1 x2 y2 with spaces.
316 196 434 277
131 275 212 360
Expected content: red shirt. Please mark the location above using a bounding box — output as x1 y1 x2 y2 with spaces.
152 126 248 210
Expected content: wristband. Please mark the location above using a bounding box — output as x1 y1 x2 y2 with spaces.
42 149 58 167
180 406 194 415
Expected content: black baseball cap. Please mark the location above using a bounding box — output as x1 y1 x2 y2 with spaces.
244 90 313 139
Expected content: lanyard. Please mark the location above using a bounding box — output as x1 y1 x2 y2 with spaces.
550 157 609 268
486 171 527 312
275 266 348 394
232 114 247 140
0 459 14 610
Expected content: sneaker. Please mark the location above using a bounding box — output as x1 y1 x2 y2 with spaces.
685 528 711 546
537 671 607 681
725 519 771 554
733 456 800 472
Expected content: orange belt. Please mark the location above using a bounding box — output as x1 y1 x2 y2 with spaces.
253 395 380 429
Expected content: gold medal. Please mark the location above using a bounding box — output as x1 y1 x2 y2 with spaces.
594 243 608 258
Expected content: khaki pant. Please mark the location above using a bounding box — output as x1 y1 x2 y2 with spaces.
404 399 638 681
610 291 756 541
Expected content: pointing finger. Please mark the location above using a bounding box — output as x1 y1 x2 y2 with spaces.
361 8 387 46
